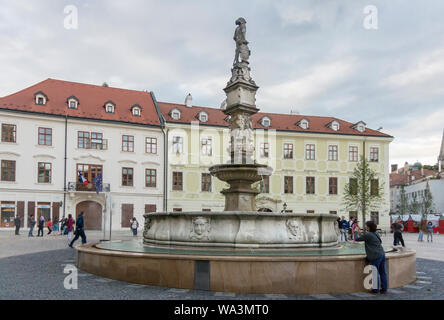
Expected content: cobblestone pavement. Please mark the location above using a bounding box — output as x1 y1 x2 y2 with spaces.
0 230 443 300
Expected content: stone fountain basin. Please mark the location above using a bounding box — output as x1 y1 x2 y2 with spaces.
208 163 272 183
143 212 338 248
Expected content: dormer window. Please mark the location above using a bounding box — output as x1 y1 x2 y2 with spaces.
352 121 366 133
298 118 309 129
34 92 47 105
67 96 79 109
131 105 142 117
328 120 340 131
171 108 181 120
198 111 208 122
104 101 115 113
261 116 271 127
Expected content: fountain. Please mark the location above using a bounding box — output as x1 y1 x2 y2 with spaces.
75 18 416 294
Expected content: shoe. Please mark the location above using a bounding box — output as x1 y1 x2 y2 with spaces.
380 290 388 294
371 289 379 294
69 244 73 248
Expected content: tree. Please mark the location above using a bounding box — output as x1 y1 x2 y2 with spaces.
398 185 408 215
102 82 109 87
420 180 435 220
342 155 385 230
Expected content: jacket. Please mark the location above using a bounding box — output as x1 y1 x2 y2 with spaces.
356 232 385 261
75 216 84 230
29 218 36 227
66 218 74 232
38 218 45 227
14 218 21 227
340 220 348 229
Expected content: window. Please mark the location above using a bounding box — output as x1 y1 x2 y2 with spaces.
201 138 212 156
172 110 181 120
349 178 358 195
145 169 157 187
305 144 315 160
146 137 157 154
68 99 78 109
91 132 104 149
38 128 52 146
35 93 47 105
349 146 358 162
38 162 51 183
284 176 293 194
122 135 134 152
78 131 89 148
306 177 315 194
1 201 15 228
76 164 102 186
370 147 379 162
328 145 338 161
371 179 379 196
1 124 16 143
1 160 15 181
202 209 211 212
283 143 293 159
132 106 141 117
173 136 183 154
172 172 183 191
331 121 340 131
105 103 115 113
299 119 309 129
173 208 182 212
371 211 379 225
349 211 358 219
122 168 134 186
260 176 270 193
329 177 338 195
201 173 212 192
307 210 315 214
199 112 208 122
329 211 337 215
37 202 51 226
260 142 269 158
261 117 271 127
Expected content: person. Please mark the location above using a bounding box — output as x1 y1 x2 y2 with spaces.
418 218 425 242
28 215 36 237
348 217 354 240
47 219 52 235
37 216 45 237
339 216 349 242
66 214 74 243
52 219 59 233
60 217 67 235
391 219 405 247
356 220 388 294
69 212 86 248
336 217 341 240
14 216 21 235
130 217 139 236
352 219 361 243
426 221 434 242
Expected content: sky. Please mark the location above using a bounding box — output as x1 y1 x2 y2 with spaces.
0 0 443 167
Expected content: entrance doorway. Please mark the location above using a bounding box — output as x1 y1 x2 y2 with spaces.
76 201 102 230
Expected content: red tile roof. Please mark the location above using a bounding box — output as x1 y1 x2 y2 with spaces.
390 169 438 187
0 79 161 127
158 102 392 137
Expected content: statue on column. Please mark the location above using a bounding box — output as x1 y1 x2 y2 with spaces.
229 17 255 86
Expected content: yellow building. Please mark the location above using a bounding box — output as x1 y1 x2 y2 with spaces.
157 99 393 228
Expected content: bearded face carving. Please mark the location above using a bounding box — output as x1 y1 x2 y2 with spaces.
189 216 211 241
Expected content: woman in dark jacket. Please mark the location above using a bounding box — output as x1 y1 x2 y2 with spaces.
356 221 388 294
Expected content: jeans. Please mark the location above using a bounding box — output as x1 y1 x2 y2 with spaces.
47 227 52 235
393 231 405 246
69 229 87 246
418 231 424 241
340 229 348 241
37 226 44 237
369 254 388 292
132 228 137 236
15 226 20 235
28 226 34 236
427 232 433 242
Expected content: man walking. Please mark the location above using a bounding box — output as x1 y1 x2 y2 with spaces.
69 211 87 248
37 216 45 237
391 219 405 247
28 215 36 237
14 216 21 235
426 221 434 242
340 216 349 242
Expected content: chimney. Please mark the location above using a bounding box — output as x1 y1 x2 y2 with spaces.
391 164 398 173
185 93 192 108
421 168 424 176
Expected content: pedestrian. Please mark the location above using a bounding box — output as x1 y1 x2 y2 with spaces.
426 221 434 242
60 218 66 235
47 219 52 235
391 219 405 247
352 219 361 243
339 216 349 242
418 218 425 242
28 215 36 237
66 214 74 243
130 217 139 236
14 215 21 235
356 220 388 294
348 217 354 240
69 212 86 248
37 216 45 237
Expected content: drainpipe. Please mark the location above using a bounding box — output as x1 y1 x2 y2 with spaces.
63 115 68 218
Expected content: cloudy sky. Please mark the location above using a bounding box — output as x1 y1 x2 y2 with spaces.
1 0 443 166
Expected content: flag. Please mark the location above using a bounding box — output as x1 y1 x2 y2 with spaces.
93 173 103 194
78 171 89 186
